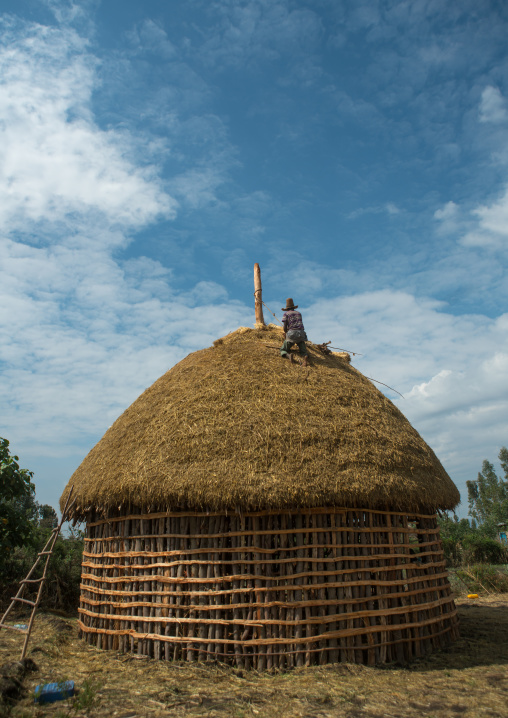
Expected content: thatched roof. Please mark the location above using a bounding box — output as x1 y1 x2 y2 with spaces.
60 325 459 518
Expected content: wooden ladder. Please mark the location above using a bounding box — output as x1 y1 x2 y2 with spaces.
0 487 75 659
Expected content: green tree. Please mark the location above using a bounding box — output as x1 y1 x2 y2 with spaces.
38 503 58 529
500 446 508 478
467 446 508 530
0 437 38 565
437 512 473 540
438 510 507 566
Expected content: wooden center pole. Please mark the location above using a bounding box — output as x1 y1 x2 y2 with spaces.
254 263 265 327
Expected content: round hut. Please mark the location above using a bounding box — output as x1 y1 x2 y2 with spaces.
61 324 460 669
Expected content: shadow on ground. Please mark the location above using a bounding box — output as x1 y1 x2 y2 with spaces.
382 598 508 673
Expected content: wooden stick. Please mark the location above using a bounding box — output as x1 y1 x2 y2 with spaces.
79 581 454 611
77 622 456 659
254 263 265 326
77 606 458 646
86 507 439 527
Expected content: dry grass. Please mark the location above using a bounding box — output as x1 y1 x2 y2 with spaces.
61 325 459 518
1 595 507 718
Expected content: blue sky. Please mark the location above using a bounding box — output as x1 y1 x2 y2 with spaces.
1 0 507 516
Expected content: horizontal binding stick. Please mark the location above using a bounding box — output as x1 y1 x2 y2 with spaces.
82 545 444 562
80 556 447 572
87 507 438 527
77 608 458 646
166 622 457 659
79 568 450 588
78 620 454 658
79 581 451 607
82 560 446 593
78 620 456 659
78 594 455 629
83 525 441 541
80 571 452 593
83 544 443 563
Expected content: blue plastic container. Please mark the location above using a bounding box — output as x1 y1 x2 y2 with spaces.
34 681 75 704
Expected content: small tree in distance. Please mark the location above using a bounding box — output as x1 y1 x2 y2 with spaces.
439 446 508 567
39 504 58 529
467 446 508 531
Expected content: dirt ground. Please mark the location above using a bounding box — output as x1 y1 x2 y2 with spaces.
1 596 507 718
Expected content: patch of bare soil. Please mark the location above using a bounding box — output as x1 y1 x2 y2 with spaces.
1 596 507 718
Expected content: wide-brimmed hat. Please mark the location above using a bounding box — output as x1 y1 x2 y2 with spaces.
282 298 298 310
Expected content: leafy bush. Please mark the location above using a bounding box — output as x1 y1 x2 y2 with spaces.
438 510 507 567
454 564 508 594
461 534 507 565
0 438 37 568
0 436 84 614
441 537 462 567
442 534 507 567
0 526 84 614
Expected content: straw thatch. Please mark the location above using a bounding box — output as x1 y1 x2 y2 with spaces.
61 325 459 519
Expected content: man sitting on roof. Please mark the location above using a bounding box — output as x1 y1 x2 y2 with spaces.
280 298 309 367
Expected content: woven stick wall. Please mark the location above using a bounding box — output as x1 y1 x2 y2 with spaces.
79 506 458 668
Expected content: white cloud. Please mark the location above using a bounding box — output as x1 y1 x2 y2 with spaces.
169 167 227 209
451 82 508 250
479 86 508 124
434 200 460 234
405 349 508 493
0 232 247 457
460 186 508 248
46 0 98 29
472 188 508 236
0 17 175 234
138 19 176 57
347 203 401 220
127 18 177 59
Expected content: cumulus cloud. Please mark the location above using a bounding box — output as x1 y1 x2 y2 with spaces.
406 347 508 488
460 186 508 249
472 189 508 237
448 83 508 250
479 86 508 124
434 201 460 234
0 22 175 234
